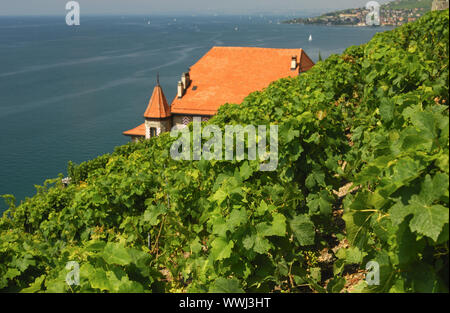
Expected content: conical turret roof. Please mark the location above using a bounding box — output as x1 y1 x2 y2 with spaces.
143 83 171 119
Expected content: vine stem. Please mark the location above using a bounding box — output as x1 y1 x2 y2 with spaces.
152 214 166 256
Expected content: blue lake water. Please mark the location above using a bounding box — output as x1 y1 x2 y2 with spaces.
0 15 392 212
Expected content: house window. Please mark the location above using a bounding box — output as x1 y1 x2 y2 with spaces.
150 127 157 137
202 117 210 122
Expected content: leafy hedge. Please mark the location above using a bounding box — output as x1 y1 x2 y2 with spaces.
1 10 448 293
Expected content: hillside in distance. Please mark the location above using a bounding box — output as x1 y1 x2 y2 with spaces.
386 0 433 9
0 10 448 293
284 0 434 26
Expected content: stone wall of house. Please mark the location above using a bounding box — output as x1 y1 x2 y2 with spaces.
172 115 211 129
432 0 449 11
145 118 172 138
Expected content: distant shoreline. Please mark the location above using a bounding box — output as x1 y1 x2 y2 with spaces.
285 23 395 28
283 0 432 27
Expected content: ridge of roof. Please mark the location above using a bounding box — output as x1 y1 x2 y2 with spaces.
170 46 314 116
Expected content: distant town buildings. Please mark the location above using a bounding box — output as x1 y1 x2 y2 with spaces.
286 6 431 27
378 7 428 26
284 0 447 27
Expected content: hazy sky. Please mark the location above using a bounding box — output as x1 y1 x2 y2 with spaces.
0 0 393 16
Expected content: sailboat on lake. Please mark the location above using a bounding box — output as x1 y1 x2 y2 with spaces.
308 34 312 42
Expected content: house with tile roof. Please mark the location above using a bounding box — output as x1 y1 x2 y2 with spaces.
123 46 315 142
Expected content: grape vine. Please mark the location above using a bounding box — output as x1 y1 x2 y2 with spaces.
0 10 448 293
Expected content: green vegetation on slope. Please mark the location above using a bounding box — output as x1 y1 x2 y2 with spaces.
1 10 448 293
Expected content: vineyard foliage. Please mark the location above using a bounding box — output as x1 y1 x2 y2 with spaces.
1 11 448 293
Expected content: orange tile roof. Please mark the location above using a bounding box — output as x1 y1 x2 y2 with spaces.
170 47 315 115
123 123 145 137
144 84 171 118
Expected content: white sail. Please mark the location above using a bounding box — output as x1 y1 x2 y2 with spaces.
308 34 312 41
